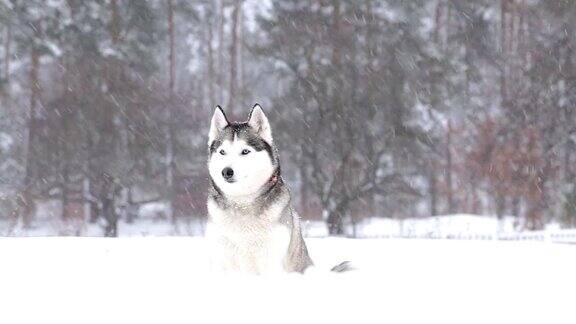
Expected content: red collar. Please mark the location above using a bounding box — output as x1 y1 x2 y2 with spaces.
269 174 279 185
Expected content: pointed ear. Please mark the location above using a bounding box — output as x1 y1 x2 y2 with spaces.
248 104 273 144
209 106 228 144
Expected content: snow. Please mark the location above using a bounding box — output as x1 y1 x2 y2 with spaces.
5 212 575 241
137 201 171 220
0 132 13 151
354 214 519 237
305 214 507 238
0 237 574 324
3 218 205 237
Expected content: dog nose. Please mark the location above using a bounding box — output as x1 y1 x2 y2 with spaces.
222 167 234 180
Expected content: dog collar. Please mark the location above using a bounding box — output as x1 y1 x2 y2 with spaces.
269 174 278 186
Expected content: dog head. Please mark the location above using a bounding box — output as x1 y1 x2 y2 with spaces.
207 104 278 199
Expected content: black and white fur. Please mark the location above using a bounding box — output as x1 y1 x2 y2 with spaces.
206 104 313 274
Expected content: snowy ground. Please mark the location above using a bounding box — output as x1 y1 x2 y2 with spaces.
0 237 574 324
303 214 550 237
3 213 569 239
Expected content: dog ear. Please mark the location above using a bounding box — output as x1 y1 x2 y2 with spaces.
248 104 273 144
209 106 228 144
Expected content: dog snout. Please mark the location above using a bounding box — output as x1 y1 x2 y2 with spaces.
222 167 234 180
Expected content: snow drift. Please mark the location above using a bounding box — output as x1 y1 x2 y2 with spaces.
0 237 574 324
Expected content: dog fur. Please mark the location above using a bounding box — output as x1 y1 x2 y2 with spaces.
205 104 313 274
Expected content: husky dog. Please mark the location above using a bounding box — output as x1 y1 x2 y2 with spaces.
205 104 313 274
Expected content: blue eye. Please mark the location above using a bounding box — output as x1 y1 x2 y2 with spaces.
241 149 251 155
219 149 226 155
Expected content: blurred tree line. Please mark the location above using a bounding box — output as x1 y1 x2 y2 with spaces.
0 0 574 235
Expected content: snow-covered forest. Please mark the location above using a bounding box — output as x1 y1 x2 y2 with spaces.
0 0 575 236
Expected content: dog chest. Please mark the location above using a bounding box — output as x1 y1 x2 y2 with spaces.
207 200 291 273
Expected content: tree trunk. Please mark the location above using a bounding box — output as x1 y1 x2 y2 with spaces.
470 179 480 214
206 17 216 107
62 157 71 220
500 0 508 109
218 0 225 105
166 0 176 224
60 58 73 221
511 195 520 217
495 193 506 220
168 0 175 98
101 175 118 237
299 166 308 217
238 4 245 104
429 162 438 216
126 187 138 223
21 25 42 228
88 179 101 223
327 209 345 236
109 0 120 44
563 44 574 183
227 0 241 112
434 0 446 45
4 23 10 82
445 121 455 213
